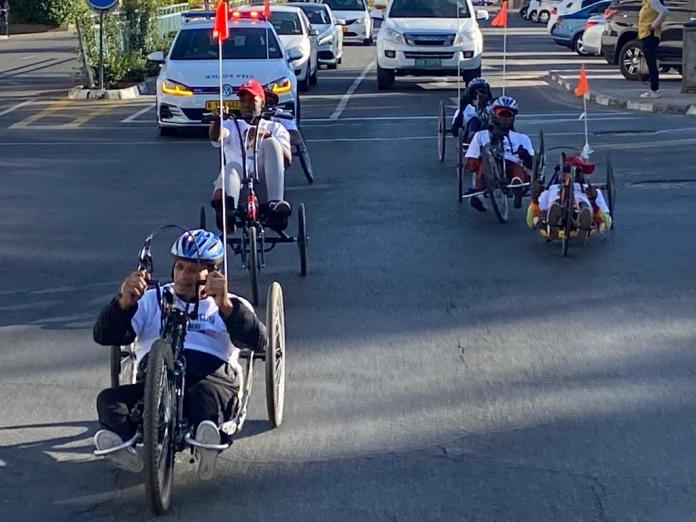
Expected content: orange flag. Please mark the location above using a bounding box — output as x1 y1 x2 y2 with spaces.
491 0 508 27
263 0 271 19
575 64 589 96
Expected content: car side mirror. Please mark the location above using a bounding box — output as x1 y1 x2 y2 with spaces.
147 50 165 62
287 47 303 62
310 28 320 36
476 10 490 21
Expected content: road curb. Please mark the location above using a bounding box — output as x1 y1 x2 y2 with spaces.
67 78 156 100
547 70 696 116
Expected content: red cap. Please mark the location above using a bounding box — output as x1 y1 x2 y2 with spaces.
238 79 265 101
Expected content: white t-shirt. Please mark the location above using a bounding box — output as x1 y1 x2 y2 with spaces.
130 285 254 366
464 129 534 166
212 118 291 175
451 104 477 126
538 183 610 214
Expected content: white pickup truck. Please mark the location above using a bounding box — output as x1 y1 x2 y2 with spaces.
376 0 489 90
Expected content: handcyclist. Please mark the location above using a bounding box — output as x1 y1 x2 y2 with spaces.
463 96 535 212
93 229 267 480
209 79 293 219
450 77 493 141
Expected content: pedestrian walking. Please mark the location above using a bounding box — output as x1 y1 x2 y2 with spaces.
638 0 669 98
0 0 9 39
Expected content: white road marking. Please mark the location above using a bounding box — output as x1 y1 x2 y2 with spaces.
329 61 375 120
120 103 155 123
0 100 32 117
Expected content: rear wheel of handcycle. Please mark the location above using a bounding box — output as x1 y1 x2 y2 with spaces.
297 203 308 276
293 131 314 184
143 339 176 515
437 100 446 163
248 226 259 306
265 282 286 428
606 153 615 228
457 132 465 203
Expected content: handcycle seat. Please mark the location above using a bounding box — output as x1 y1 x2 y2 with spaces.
564 154 595 174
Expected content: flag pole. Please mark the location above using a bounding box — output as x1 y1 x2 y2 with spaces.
502 23 507 96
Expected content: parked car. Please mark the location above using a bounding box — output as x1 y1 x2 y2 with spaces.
519 0 530 17
289 2 345 69
601 0 693 80
528 0 558 23
550 0 610 54
547 0 602 32
580 14 605 55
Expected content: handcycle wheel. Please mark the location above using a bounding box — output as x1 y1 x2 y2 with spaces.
606 153 615 228
457 132 464 203
110 344 136 387
297 203 308 276
437 100 446 163
532 129 545 181
265 282 286 428
248 226 259 306
293 131 315 184
143 339 176 515
561 197 573 257
199 206 207 229
489 187 509 223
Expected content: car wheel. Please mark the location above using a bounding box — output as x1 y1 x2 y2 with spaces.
363 35 373 45
309 65 318 86
328 61 338 70
539 10 550 23
529 10 538 22
520 7 528 17
574 32 589 56
159 126 177 137
299 66 311 92
619 39 648 81
377 65 394 90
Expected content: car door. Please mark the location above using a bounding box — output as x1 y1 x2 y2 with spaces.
658 0 689 63
299 10 318 75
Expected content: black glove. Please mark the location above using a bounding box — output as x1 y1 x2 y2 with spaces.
516 146 533 163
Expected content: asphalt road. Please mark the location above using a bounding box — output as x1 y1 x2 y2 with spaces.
2 17 696 522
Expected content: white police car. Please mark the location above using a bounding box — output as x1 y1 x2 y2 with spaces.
148 9 301 136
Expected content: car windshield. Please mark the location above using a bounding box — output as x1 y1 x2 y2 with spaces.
299 6 332 24
389 0 471 18
322 0 366 11
170 27 283 60
270 11 304 34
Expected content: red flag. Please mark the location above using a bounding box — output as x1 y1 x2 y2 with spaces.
263 0 271 19
491 0 508 27
212 1 229 41
575 64 589 96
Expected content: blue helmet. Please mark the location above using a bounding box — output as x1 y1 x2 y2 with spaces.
170 229 224 266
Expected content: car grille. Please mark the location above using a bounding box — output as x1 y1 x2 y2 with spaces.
191 86 241 95
182 108 205 121
404 51 455 60
405 33 455 47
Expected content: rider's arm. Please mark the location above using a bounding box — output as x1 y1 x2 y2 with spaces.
210 118 232 145
220 296 268 350
464 132 482 172
93 298 138 346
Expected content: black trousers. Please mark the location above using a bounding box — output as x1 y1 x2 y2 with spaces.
641 35 660 92
96 355 239 440
0 11 8 37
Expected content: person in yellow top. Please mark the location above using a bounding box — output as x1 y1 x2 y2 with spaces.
638 0 669 98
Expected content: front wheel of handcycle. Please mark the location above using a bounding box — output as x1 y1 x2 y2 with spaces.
297 203 308 276
489 187 509 223
248 226 260 306
265 282 286 428
143 339 176 515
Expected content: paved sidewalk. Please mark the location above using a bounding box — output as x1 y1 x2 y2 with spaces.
0 30 82 102
548 69 696 115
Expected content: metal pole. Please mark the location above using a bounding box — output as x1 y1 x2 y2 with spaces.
99 10 105 90
76 18 95 89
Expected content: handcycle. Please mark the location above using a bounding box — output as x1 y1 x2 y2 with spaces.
203 96 309 306
460 129 546 223
101 229 286 515
533 148 615 257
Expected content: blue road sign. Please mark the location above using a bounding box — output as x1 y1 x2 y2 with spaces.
85 0 120 12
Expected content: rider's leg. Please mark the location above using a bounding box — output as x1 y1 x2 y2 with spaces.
463 160 487 212
95 384 145 473
506 162 529 209
211 162 242 232
257 137 290 214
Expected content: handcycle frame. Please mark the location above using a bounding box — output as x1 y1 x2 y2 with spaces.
535 147 616 256
101 231 286 515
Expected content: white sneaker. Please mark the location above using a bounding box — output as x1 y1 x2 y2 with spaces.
94 429 143 473
193 420 220 481
640 90 660 99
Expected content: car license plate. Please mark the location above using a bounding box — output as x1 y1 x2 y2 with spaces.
415 58 441 67
205 100 240 111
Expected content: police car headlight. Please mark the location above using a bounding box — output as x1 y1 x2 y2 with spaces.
382 27 405 45
269 77 293 95
161 80 193 96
